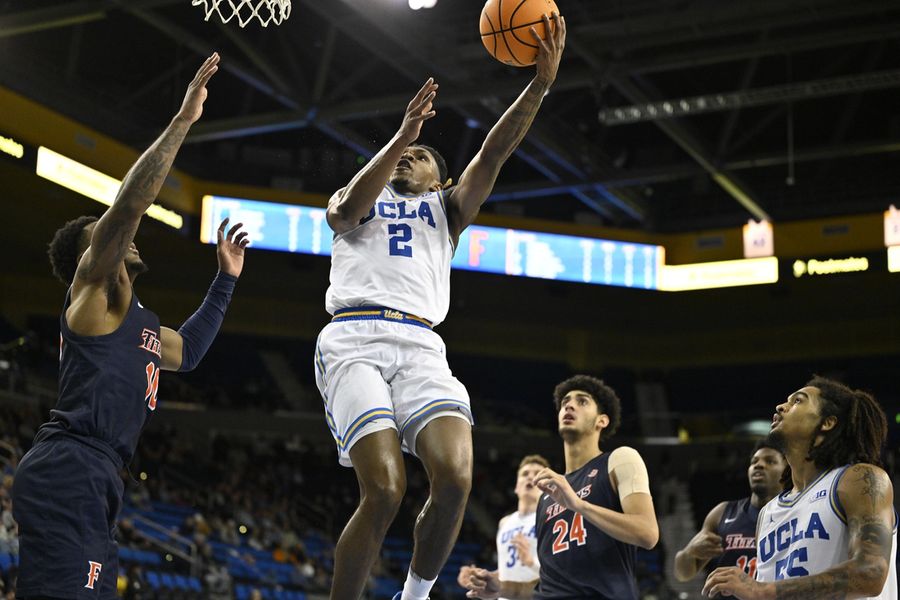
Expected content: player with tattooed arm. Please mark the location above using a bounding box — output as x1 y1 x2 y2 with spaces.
703 377 897 599
12 54 250 599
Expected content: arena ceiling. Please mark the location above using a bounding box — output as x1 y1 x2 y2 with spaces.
2 0 900 232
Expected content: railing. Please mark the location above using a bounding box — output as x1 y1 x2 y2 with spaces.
129 513 201 578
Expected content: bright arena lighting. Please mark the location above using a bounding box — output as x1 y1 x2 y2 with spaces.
408 0 437 9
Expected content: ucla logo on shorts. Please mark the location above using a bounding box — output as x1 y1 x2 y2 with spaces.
384 310 404 320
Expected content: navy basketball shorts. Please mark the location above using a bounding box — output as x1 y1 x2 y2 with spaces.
12 437 123 599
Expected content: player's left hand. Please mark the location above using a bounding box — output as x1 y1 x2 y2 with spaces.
178 52 220 124
533 468 581 512
216 218 249 277
465 567 502 599
511 533 535 567
703 567 773 599
530 12 565 86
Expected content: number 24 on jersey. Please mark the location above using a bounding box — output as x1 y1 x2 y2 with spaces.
552 513 587 554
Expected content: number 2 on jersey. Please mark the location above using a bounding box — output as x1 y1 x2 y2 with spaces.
552 513 587 554
388 223 413 257
144 362 159 411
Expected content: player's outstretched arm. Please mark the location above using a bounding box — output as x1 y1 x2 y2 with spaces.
326 79 438 234
673 502 726 581
160 218 248 372
464 567 537 600
76 54 219 285
446 13 565 241
703 463 895 600
534 448 659 549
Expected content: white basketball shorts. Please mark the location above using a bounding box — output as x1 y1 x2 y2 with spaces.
314 308 472 467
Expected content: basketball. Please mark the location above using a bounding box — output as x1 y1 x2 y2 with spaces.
480 0 560 67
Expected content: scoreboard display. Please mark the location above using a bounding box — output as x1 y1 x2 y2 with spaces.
201 195 663 290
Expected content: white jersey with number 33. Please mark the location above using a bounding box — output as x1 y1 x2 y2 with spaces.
326 185 454 325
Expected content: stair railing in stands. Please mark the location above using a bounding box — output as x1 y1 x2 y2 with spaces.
130 513 201 578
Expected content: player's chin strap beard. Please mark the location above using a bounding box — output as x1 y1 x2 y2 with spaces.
127 260 150 277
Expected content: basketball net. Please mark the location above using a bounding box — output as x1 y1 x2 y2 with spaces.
191 0 291 27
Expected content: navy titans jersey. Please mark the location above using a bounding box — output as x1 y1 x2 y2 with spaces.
709 498 760 579
35 289 161 466
534 453 638 600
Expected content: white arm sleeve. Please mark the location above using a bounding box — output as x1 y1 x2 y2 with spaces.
607 446 651 503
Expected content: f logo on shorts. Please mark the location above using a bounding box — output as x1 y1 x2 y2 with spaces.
85 561 102 589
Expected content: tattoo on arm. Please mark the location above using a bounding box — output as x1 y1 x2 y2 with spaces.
773 510 893 599
774 570 850 600
80 118 191 281
483 80 547 161
117 119 191 212
854 465 888 513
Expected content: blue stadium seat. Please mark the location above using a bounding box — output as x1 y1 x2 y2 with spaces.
160 572 176 588
145 571 162 590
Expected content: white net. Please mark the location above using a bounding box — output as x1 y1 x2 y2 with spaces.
192 0 292 27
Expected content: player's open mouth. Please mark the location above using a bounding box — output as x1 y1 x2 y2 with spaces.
396 159 411 170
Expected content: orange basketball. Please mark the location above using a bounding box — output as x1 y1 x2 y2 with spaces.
480 0 559 67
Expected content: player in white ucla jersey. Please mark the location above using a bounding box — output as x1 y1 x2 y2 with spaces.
458 455 548 598
315 13 567 600
704 377 897 599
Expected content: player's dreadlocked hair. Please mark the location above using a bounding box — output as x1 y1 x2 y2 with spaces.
48 216 97 284
415 144 449 184
553 375 622 440
806 376 887 469
780 376 888 487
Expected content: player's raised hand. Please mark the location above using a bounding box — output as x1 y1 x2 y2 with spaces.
216 218 249 277
530 12 565 86
703 566 769 599
398 77 438 144
533 468 582 512
178 52 220 124
686 529 725 561
465 567 502 599
533 467 581 512
511 533 535 567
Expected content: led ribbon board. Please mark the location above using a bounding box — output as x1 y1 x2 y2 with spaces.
0 134 24 159
200 195 664 289
35 147 183 229
888 246 900 273
658 257 779 291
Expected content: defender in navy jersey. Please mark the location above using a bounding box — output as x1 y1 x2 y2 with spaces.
674 441 785 597
704 377 897 599
318 14 567 600
464 375 659 600
12 54 249 600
